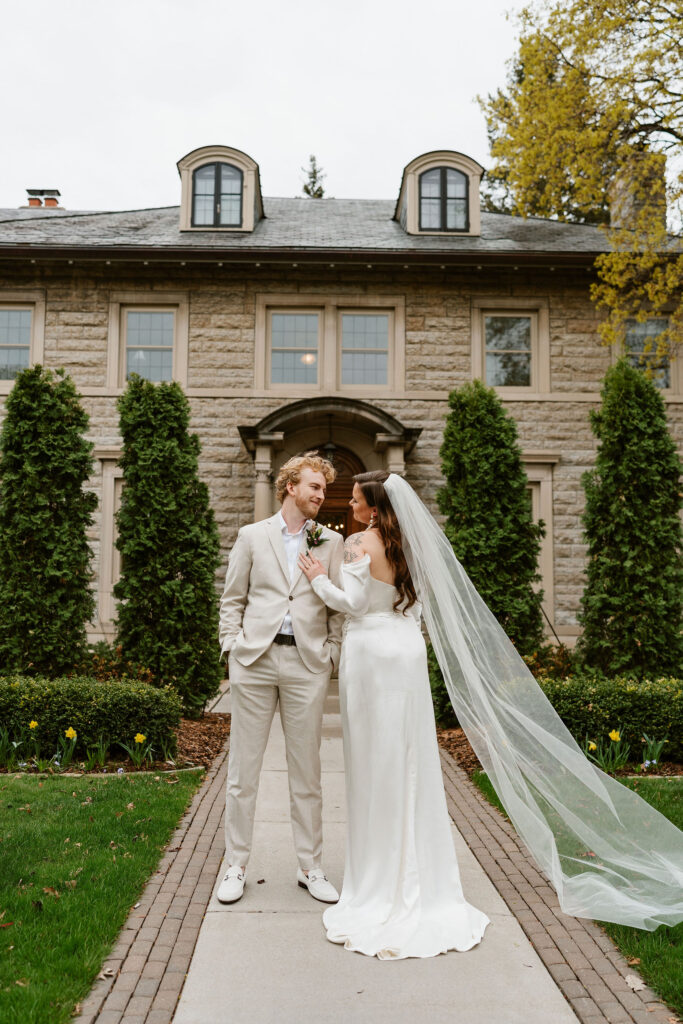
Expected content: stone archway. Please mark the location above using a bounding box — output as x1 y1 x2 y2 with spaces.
238 398 421 521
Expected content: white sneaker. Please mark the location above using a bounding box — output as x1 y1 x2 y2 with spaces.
297 867 339 903
217 865 245 904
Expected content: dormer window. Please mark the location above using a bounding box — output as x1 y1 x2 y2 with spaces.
177 145 263 232
192 163 243 227
419 168 468 231
394 150 483 236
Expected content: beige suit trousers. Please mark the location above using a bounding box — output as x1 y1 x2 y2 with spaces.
226 642 331 870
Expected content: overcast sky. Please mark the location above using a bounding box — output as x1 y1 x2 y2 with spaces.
1 0 521 212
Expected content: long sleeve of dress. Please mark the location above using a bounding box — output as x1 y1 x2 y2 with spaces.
310 554 371 616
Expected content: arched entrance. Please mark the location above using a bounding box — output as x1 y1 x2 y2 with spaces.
238 398 421 521
313 446 365 538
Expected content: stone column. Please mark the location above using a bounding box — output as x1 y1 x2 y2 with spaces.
238 426 285 521
374 433 408 476
254 442 274 521
386 443 406 476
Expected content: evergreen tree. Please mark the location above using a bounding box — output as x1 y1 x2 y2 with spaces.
0 367 97 674
302 154 326 198
578 358 683 676
115 376 222 716
437 379 546 655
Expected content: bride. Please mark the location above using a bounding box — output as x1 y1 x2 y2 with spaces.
298 470 490 959
299 470 683 958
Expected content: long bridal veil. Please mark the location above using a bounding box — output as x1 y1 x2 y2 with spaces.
384 473 683 930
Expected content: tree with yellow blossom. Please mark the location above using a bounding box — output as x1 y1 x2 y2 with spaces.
479 0 683 366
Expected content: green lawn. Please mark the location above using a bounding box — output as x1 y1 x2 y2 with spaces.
471 771 683 1016
0 770 205 1024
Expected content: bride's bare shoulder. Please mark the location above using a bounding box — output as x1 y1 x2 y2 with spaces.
343 531 369 564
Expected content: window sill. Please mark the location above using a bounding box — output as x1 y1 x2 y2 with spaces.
180 226 248 233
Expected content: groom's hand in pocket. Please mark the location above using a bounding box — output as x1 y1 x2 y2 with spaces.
220 648 230 677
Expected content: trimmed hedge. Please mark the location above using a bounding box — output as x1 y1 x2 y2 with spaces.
0 677 182 758
429 656 682 761
538 674 683 762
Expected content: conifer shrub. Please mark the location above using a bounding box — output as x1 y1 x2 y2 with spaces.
578 358 683 676
428 642 458 727
0 367 97 675
0 676 181 758
114 376 222 717
436 379 546 654
429 380 547 722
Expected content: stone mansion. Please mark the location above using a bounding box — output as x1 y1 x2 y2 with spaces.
0 145 681 647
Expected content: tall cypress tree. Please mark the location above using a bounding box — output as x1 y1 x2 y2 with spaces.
437 379 546 654
578 358 683 676
0 367 97 674
115 376 222 717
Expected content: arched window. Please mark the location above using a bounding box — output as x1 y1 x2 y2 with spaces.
192 162 243 227
419 167 468 231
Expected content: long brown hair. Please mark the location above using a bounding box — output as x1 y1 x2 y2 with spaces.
352 470 417 613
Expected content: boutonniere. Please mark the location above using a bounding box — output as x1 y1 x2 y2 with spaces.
306 523 328 550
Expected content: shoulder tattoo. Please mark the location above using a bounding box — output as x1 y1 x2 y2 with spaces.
343 532 365 563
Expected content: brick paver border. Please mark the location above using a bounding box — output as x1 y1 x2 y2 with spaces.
440 749 679 1024
74 733 678 1024
75 743 230 1024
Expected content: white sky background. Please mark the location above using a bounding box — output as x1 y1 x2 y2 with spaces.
0 0 521 211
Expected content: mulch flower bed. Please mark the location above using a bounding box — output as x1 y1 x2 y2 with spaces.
110 711 231 772
2 713 231 775
437 728 483 775
436 727 683 778
174 712 231 770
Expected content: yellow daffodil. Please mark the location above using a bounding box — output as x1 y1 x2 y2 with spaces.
588 742 597 751
608 730 621 743
65 726 77 740
134 733 146 744
29 720 38 730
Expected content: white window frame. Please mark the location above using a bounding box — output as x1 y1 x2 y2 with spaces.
394 150 484 237
471 297 550 395
267 306 324 389
255 293 405 394
107 291 189 389
336 308 395 392
0 290 46 395
96 454 123 634
177 145 263 233
612 316 682 395
524 457 556 633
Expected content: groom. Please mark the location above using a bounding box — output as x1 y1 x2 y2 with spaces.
217 451 344 904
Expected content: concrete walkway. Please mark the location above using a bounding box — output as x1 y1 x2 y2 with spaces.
77 681 676 1024
173 685 577 1024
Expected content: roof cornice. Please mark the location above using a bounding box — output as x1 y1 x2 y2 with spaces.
0 244 604 267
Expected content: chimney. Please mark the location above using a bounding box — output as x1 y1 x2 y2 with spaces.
23 188 62 209
608 151 666 232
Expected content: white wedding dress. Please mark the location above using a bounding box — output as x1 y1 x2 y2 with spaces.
311 554 490 960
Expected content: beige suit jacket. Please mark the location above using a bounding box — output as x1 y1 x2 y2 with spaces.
218 513 345 675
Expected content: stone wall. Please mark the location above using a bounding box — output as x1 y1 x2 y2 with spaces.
1 260 681 643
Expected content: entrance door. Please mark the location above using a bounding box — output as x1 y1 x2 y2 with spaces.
315 446 366 539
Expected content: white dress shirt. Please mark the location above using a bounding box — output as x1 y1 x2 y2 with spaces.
278 511 310 635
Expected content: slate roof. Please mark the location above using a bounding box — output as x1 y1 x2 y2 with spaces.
0 198 609 263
